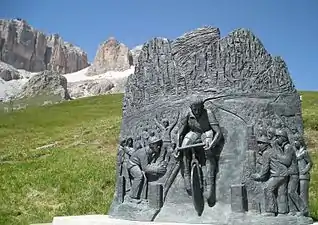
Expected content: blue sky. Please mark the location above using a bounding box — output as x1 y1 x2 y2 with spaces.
1 0 318 90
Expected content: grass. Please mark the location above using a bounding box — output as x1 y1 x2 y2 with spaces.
0 94 63 113
300 91 318 220
0 94 123 225
0 91 317 225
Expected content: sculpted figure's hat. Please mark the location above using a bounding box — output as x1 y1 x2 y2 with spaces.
149 136 162 145
119 139 126 146
275 129 288 138
268 127 276 134
126 137 133 142
162 118 169 123
257 135 270 143
190 97 205 107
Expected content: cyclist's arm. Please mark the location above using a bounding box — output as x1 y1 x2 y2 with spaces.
177 114 188 146
207 109 222 147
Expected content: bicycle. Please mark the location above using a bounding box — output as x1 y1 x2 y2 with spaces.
175 142 205 216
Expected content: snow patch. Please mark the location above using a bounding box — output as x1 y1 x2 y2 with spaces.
0 68 39 101
63 66 134 98
0 65 134 101
63 66 134 83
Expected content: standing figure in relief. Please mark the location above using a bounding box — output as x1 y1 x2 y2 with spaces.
295 135 312 216
154 112 179 163
251 130 290 216
274 131 307 216
126 136 166 203
119 137 135 191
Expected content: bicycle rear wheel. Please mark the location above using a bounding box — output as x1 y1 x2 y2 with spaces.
191 162 204 216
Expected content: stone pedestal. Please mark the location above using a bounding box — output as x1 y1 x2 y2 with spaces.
51 215 207 225
46 214 315 225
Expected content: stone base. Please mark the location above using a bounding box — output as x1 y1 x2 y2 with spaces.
226 213 314 225
52 215 205 225
155 202 314 225
49 214 315 225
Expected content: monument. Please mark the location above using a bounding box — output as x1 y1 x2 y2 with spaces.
108 27 314 224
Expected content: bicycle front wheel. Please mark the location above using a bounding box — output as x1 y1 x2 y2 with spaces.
191 162 204 216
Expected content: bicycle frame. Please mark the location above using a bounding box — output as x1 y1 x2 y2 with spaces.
176 143 205 216
176 142 205 174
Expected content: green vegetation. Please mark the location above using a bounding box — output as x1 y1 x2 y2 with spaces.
301 91 318 131
0 94 123 225
0 92 317 225
0 94 63 113
300 91 318 220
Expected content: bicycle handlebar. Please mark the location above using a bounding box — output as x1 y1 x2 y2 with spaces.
176 143 205 151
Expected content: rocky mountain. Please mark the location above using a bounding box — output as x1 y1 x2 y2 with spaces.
0 19 89 74
86 37 133 76
0 19 152 103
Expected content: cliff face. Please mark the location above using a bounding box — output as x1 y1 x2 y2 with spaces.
130 45 143 66
86 37 133 76
0 19 89 74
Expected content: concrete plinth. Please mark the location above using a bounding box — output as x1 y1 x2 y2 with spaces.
51 215 203 225
48 214 316 225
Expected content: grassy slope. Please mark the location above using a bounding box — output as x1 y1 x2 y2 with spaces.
0 94 122 225
300 91 318 219
0 92 317 225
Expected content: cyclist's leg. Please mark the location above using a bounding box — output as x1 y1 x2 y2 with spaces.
181 131 201 193
204 155 216 206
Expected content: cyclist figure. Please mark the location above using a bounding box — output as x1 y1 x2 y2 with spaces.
177 98 222 205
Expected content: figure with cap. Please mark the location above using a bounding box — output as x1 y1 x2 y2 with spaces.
251 135 271 181
118 139 128 174
142 127 149 140
126 136 166 203
154 112 179 163
273 129 308 216
266 127 276 143
251 130 290 216
254 135 271 180
256 135 270 155
118 137 136 191
177 98 222 205
294 135 312 216
255 123 267 138
124 137 135 156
